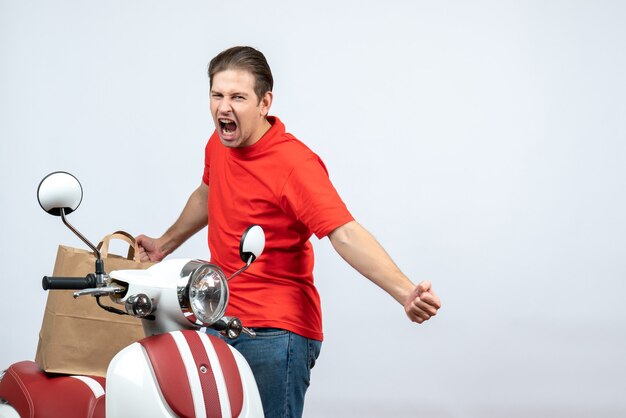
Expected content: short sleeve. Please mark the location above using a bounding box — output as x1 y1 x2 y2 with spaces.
280 156 353 239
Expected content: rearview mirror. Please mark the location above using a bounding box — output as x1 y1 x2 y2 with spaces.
239 225 265 263
37 171 83 216
37 172 103 276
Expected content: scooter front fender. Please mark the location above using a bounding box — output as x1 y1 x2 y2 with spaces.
106 330 263 418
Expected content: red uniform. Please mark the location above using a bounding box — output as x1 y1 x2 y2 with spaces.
203 116 353 340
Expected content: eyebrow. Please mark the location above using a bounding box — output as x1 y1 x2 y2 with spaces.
210 90 249 97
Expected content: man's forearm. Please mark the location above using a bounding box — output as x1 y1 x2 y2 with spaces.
328 221 415 304
158 183 209 256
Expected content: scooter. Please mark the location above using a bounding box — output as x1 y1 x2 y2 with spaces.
0 172 265 418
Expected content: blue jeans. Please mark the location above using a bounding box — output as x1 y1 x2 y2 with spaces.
205 328 322 418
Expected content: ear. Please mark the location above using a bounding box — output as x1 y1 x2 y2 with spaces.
259 91 273 117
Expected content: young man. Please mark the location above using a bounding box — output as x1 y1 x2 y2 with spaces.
137 46 441 418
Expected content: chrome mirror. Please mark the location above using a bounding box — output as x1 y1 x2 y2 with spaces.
37 172 104 276
37 171 83 216
239 225 265 263
228 225 265 282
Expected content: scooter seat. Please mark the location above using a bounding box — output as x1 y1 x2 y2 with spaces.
0 360 106 418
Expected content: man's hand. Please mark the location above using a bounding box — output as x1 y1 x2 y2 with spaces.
404 281 441 324
136 235 167 262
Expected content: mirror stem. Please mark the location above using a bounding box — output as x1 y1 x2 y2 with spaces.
60 209 103 275
227 255 254 282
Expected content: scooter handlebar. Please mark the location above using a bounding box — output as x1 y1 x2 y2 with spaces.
42 275 97 290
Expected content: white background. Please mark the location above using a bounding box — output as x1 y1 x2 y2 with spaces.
1 1 625 417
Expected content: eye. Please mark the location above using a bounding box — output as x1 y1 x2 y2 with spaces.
233 95 245 101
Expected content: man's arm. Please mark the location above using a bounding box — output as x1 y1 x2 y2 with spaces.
136 182 209 262
328 220 441 324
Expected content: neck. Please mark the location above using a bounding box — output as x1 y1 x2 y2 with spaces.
246 117 272 147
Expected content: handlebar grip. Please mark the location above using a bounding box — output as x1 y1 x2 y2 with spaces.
42 275 96 290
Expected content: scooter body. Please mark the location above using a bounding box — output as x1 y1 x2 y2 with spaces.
104 260 264 418
0 172 265 417
106 329 260 418
0 260 265 418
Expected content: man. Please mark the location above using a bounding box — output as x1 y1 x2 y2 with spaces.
137 46 441 418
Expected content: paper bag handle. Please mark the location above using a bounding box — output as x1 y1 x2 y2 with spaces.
97 231 140 261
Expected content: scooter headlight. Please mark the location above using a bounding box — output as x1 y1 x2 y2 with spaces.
178 261 229 326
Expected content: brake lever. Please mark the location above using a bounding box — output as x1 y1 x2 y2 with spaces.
73 285 124 299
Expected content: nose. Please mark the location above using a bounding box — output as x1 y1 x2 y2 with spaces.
216 97 232 115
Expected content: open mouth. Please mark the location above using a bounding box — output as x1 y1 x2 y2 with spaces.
219 118 237 136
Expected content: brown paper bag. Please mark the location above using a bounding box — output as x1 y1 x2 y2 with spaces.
35 231 155 377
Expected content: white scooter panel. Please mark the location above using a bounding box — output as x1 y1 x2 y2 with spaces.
106 330 264 418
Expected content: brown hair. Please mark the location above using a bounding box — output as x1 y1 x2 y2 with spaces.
208 46 273 102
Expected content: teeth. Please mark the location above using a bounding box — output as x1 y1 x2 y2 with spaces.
219 118 236 135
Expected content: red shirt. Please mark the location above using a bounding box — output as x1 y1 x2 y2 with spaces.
202 116 353 340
